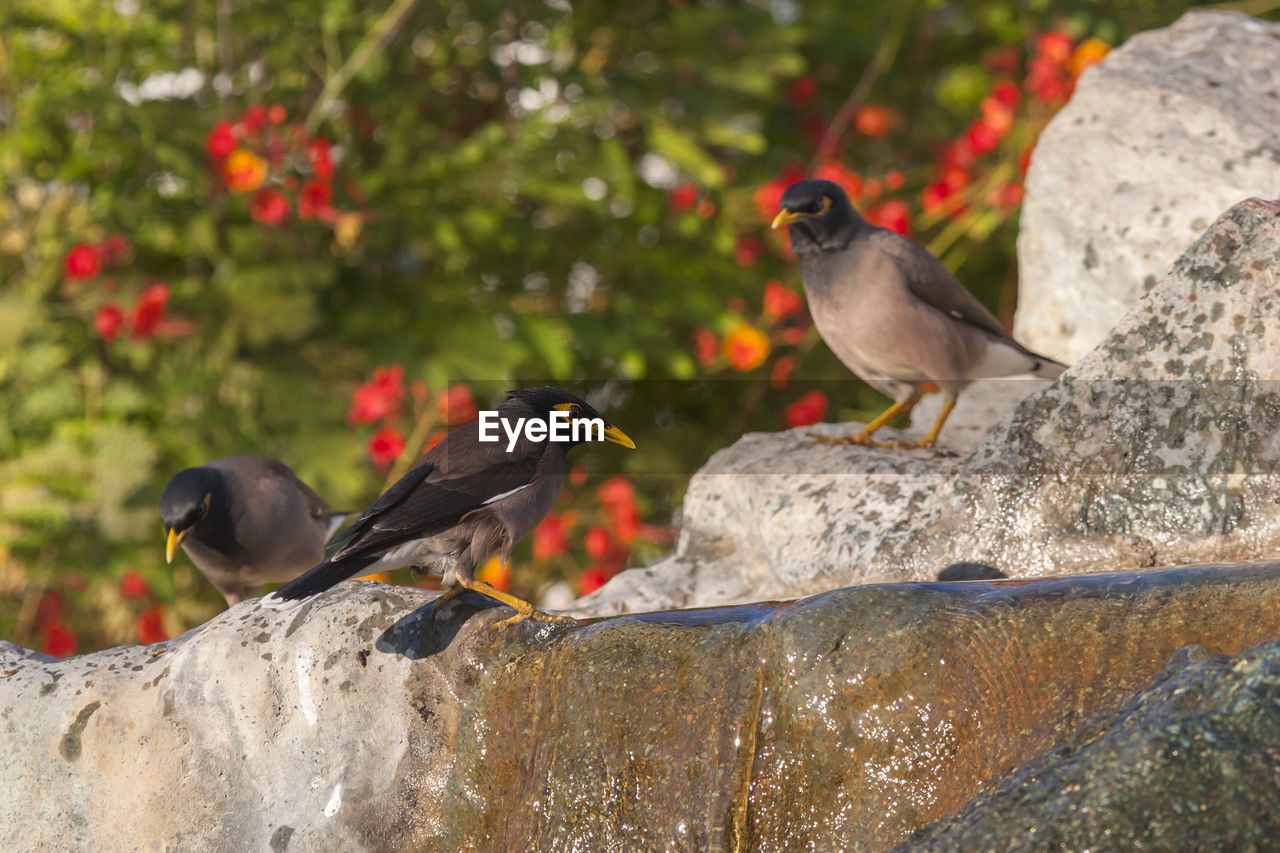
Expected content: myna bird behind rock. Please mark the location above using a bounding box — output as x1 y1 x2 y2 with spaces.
160 456 346 606
271 386 635 627
772 178 1066 449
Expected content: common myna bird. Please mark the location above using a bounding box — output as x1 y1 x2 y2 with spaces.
160 456 346 605
772 178 1066 449
271 386 635 627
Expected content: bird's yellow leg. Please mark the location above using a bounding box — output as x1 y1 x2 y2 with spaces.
911 398 956 449
455 577 576 628
816 387 925 446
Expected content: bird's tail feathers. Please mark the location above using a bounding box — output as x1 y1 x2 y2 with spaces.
1027 353 1068 379
271 551 375 601
974 339 1069 380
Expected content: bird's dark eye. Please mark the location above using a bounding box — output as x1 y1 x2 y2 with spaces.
803 198 824 213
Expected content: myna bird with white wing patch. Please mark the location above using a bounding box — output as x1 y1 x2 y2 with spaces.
772 179 1066 449
271 386 635 627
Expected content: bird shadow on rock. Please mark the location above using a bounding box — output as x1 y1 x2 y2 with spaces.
373 591 501 659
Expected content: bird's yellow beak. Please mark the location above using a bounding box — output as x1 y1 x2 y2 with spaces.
603 424 636 449
165 527 186 564
771 208 805 230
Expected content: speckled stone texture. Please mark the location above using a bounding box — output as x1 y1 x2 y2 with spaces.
5 566 1280 851
1014 10 1280 363
897 639 1280 852
579 198 1280 618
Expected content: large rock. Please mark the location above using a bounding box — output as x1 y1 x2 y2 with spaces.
6 565 1280 851
1014 10 1280 363
899 638 1280 851
580 197 1280 617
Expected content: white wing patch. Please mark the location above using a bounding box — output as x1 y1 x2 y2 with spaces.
484 483 532 505
971 339 1042 378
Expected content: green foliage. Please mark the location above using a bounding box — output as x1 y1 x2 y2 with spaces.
0 0 1227 652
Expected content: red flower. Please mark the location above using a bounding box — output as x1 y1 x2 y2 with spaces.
922 181 956 215
814 162 862 201
439 383 478 426
578 567 608 595
348 365 405 424
251 189 290 226
723 324 770 371
609 503 640 544
667 182 699 214
763 280 804 321
41 623 77 658
240 104 268 135
367 427 406 467
598 476 636 513
1027 55 1067 103
691 328 719 365
424 431 446 453
298 180 333 220
120 570 150 599
770 355 797 389
865 200 911 236
584 526 612 560
884 170 905 190
1037 31 1074 65
862 178 883 200
130 283 169 339
569 464 589 486
64 244 100 280
984 46 1020 74
532 514 568 560
753 164 807 223
992 80 1021 110
96 233 131 265
308 138 334 181
966 119 1002 157
989 183 1025 211
94 304 125 341
852 105 896 138
137 607 168 645
206 121 237 158
787 75 819 107
783 390 828 427
734 234 763 267
267 103 287 125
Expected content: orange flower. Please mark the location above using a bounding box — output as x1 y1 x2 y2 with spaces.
223 149 267 192
476 555 510 591
852 105 897 138
1067 38 1109 76
723 324 770 371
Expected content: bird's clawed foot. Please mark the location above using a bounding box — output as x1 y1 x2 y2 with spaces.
492 607 576 630
450 578 576 630
813 432 892 448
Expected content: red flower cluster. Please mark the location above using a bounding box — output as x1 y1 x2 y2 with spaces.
137 607 168 645
348 365 406 424
667 183 700 214
438 384 478 426
783 390 829 427
36 593 77 658
63 235 131 281
206 105 350 234
367 427 406 467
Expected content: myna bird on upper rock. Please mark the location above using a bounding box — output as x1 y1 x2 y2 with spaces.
271 386 635 627
772 179 1066 449
160 456 346 605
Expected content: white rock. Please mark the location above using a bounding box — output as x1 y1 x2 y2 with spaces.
1014 10 1280 363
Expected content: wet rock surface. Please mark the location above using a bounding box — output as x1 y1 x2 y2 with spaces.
1014 10 1280 363
898 638 1280 852
580 198 1280 617
5 565 1280 851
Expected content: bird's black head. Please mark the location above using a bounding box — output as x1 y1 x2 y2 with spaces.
159 466 224 563
770 179 864 253
500 386 636 449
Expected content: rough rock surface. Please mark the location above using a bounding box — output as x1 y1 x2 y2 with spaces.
6 565 1280 851
898 639 1280 851
579 198 1280 617
1014 10 1280 363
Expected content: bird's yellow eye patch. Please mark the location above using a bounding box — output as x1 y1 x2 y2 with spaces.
553 402 575 412
817 196 832 215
